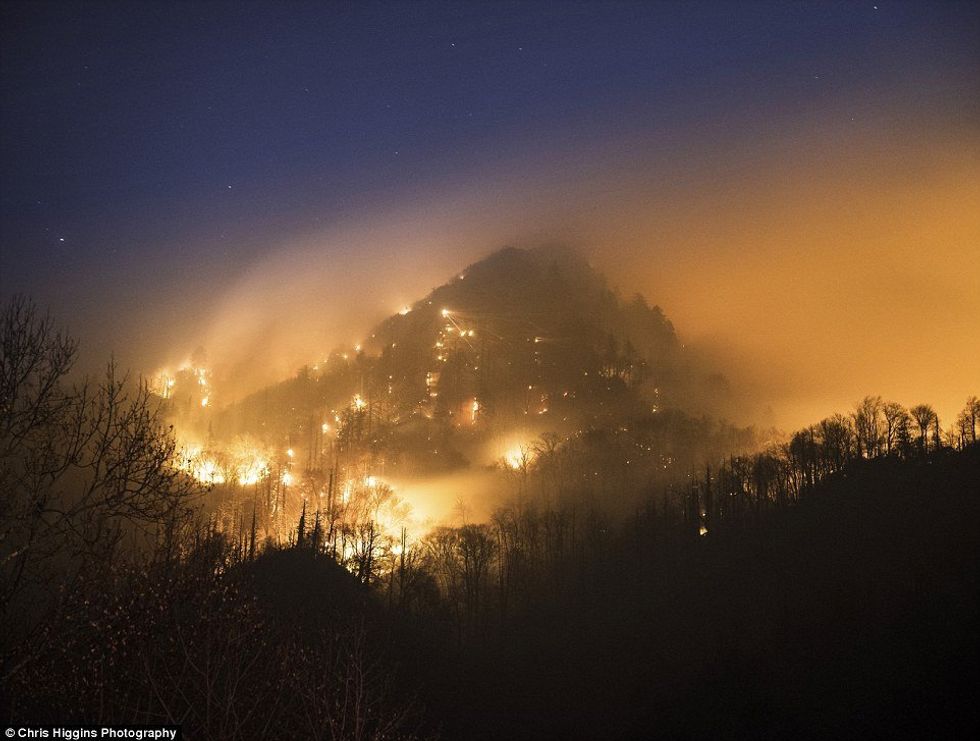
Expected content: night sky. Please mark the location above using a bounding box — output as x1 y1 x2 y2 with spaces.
1 1 978 422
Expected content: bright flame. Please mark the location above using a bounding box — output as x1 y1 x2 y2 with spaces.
398 306 412 315
179 443 203 460
352 394 367 411
200 396 209 407
286 448 295 458
237 459 268 485
193 459 225 484
282 471 294 486
504 445 532 470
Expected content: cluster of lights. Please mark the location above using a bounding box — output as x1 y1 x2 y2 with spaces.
165 286 680 538
154 279 715 576
429 308 481 407
195 367 211 407
152 364 213 407
155 374 177 399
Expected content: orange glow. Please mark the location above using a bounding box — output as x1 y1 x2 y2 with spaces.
504 444 533 470
145 108 976 431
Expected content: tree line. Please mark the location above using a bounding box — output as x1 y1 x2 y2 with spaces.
3 295 976 738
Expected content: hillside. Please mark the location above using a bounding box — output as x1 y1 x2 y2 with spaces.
428 444 980 739
3 292 977 740
175 245 740 482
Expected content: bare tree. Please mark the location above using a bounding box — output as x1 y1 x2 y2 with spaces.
0 297 197 666
818 414 854 473
456 523 497 624
909 404 938 452
852 395 883 458
955 396 979 447
881 401 909 456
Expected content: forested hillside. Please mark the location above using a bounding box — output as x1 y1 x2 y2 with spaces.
2 291 977 737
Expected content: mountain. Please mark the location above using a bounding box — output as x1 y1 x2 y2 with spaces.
168 245 746 484
361 244 680 421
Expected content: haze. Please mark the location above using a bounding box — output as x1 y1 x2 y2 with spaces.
2 1 977 429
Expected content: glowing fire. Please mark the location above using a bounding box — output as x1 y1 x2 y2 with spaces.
193 459 224 484
237 458 268 485
504 445 533 470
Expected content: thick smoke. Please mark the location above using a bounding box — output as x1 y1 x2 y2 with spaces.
75 101 979 430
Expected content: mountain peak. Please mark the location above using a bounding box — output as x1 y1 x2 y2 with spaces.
180 244 718 479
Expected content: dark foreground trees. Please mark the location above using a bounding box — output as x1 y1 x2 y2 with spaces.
463 443 980 739
4 542 418 740
2 296 977 739
1 297 197 665
0 299 417 739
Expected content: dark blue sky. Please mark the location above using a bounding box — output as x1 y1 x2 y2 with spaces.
1 1 978 396
3 1 975 277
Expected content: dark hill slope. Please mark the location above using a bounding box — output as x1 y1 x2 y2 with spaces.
433 444 980 739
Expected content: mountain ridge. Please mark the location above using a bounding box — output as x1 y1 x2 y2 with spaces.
163 244 742 484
